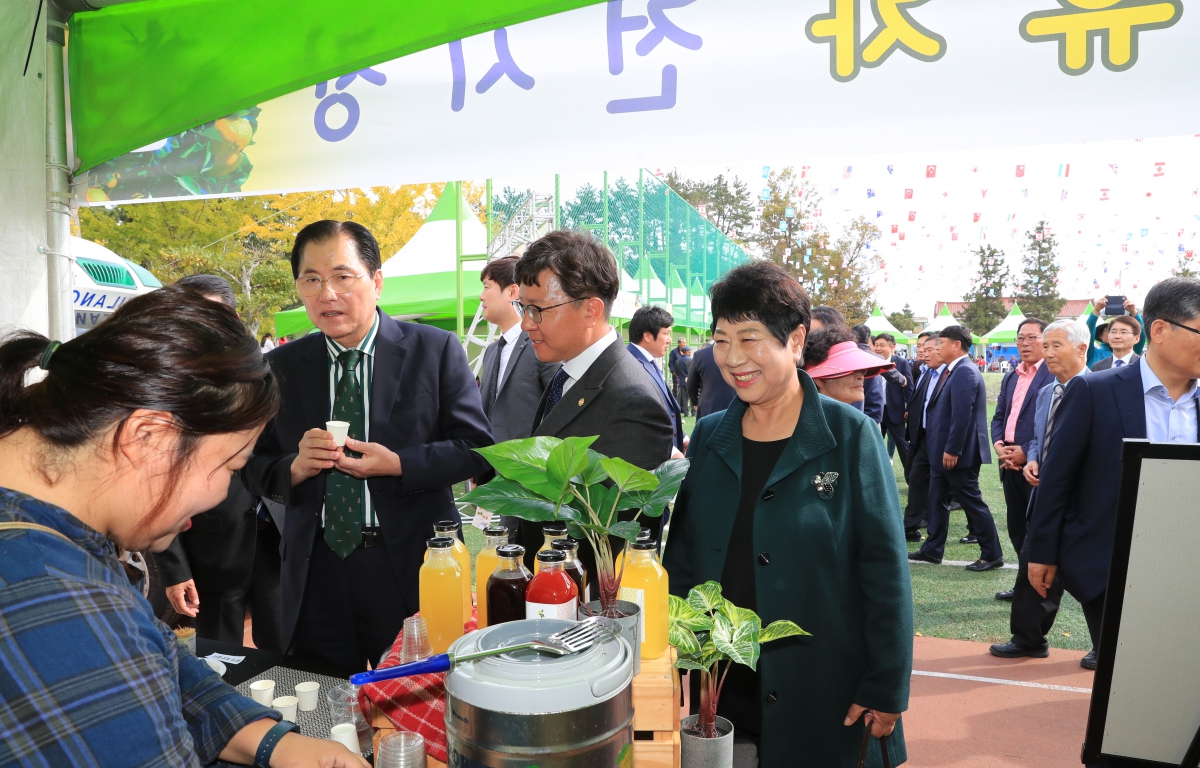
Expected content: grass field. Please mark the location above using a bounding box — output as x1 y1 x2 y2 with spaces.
461 386 1091 652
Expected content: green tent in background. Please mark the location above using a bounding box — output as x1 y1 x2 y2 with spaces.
864 306 913 342
67 0 608 171
923 304 988 344
981 303 1027 345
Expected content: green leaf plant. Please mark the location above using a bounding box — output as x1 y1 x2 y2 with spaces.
669 581 809 739
460 436 689 618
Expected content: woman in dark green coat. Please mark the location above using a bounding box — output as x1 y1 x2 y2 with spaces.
663 262 913 767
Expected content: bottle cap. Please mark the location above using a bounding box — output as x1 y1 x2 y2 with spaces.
427 537 455 549
536 549 567 563
637 528 652 540
433 519 460 534
497 544 525 557
483 525 509 537
543 522 568 536
551 538 579 552
632 540 657 551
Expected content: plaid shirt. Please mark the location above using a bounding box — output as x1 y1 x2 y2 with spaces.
0 488 276 766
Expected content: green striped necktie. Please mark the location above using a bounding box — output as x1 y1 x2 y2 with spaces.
325 349 364 559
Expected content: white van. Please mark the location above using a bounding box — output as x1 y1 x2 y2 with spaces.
70 236 160 333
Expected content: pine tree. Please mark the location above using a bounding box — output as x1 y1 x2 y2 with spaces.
959 245 1013 336
887 304 917 335
1014 221 1066 321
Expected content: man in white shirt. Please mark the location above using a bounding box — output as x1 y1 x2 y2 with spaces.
1089 314 1141 371
513 230 674 573
1027 278 1200 671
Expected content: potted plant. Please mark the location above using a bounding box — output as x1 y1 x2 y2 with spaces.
669 581 808 768
460 435 687 626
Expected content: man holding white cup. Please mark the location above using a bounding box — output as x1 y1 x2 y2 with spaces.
247 220 493 671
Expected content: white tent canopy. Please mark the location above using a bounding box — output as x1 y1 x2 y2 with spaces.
922 305 965 334
866 306 913 341
380 187 485 278
983 304 1028 344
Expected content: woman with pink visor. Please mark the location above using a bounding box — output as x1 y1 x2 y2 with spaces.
804 326 895 406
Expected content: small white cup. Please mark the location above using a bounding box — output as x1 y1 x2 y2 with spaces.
249 680 275 706
295 681 320 711
326 420 350 447
272 695 298 722
330 723 362 755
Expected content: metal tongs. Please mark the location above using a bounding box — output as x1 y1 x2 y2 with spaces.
349 617 613 686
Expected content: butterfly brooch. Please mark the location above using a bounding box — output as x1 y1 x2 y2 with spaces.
812 472 839 500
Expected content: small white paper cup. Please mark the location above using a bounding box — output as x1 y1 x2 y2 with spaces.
326 420 350 447
272 695 298 722
249 680 275 705
330 723 361 755
295 681 320 711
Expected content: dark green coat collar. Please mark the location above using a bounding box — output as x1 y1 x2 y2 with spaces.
706 370 838 487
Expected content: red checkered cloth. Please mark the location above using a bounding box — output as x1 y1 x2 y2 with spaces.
358 611 478 764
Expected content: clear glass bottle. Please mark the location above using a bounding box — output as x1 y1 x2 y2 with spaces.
619 540 670 658
534 522 569 573
486 544 531 626
551 537 589 605
425 519 472 622
419 537 464 653
474 525 509 629
526 550 579 620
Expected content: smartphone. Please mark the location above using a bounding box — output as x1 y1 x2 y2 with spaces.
1105 295 1127 316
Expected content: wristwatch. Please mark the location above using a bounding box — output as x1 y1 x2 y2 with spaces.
254 720 300 768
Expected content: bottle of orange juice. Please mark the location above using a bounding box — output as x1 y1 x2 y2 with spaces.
426 520 472 622
614 527 652 574
533 522 569 573
420 537 464 654
618 540 670 659
474 525 509 629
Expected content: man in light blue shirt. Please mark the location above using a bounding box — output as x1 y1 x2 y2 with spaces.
1140 354 1200 442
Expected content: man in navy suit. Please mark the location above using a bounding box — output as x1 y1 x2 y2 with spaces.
1027 278 1200 669
247 220 493 670
902 333 939 540
687 341 737 418
910 325 1004 570
627 305 686 457
989 317 1053 600
873 332 914 469
989 319 1086 659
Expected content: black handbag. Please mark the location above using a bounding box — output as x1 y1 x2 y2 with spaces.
855 711 892 768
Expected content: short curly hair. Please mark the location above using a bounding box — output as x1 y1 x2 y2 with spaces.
803 326 855 370
710 260 811 345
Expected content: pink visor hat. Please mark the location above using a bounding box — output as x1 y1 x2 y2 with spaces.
805 341 896 380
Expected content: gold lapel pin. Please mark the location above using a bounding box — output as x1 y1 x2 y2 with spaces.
578 398 585 406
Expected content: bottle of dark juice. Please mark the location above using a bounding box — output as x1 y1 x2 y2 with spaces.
486 544 532 626
551 537 589 604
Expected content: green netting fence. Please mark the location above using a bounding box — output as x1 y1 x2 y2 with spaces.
500 170 749 333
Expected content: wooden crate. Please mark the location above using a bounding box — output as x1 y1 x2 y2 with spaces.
371 648 681 768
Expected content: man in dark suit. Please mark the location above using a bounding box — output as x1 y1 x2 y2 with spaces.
687 342 736 418
1089 314 1141 371
669 337 687 412
989 319 1085 659
902 333 940 540
873 332 914 469
247 220 492 670
673 345 693 417
627 305 686 457
156 274 282 651
910 325 1004 570
476 256 558 538
1027 278 1200 669
989 317 1053 601
514 230 674 576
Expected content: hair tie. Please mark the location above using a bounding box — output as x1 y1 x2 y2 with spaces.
38 341 61 370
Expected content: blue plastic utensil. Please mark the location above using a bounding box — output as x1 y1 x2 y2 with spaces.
349 617 611 686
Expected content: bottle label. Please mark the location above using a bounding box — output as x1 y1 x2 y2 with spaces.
617 587 646 641
526 599 578 621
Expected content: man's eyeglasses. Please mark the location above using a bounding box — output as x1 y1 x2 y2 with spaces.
295 272 369 297
1016 334 1043 343
511 298 584 324
1164 318 1200 337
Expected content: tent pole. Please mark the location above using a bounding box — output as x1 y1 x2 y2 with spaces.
455 181 465 338
45 3 73 342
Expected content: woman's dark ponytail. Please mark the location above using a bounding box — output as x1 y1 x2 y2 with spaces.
0 332 55 437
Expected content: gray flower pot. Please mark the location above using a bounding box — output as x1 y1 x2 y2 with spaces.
681 714 734 768
579 599 642 676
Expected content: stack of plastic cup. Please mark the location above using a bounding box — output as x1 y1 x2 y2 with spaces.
326 683 372 754
399 616 432 663
376 731 426 767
